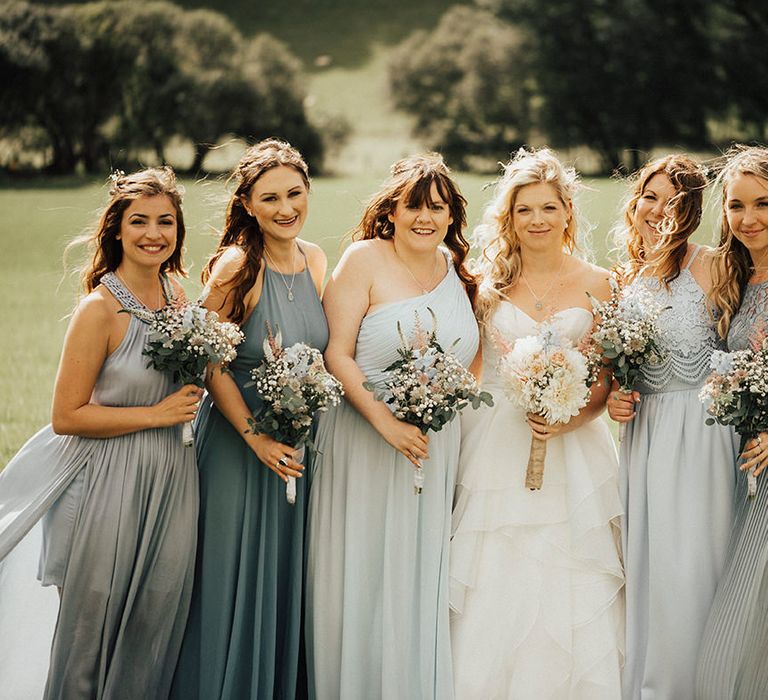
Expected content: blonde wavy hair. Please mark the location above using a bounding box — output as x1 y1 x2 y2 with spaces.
613 154 707 285
710 145 768 339
472 147 581 326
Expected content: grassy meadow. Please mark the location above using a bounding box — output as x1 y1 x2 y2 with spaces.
0 174 719 465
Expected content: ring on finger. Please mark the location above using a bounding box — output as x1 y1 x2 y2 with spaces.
278 456 288 468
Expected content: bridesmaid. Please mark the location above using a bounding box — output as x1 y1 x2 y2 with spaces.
608 155 738 699
696 145 768 699
0 167 201 697
172 139 328 699
305 154 479 699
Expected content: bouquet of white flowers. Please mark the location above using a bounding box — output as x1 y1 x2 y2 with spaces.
364 308 493 494
127 300 244 446
700 336 768 498
496 319 597 490
247 323 343 504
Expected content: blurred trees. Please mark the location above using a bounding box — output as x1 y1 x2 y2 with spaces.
0 1 323 174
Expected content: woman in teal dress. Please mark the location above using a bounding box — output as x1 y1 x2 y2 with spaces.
306 154 480 699
0 167 201 698
172 139 328 699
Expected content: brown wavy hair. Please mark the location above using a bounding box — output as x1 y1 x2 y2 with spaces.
710 145 768 339
614 154 706 285
352 153 477 307
74 167 186 293
203 138 310 325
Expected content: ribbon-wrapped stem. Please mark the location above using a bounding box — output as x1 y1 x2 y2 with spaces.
525 433 547 490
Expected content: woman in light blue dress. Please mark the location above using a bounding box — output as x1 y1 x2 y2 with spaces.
306 154 479 700
0 168 201 698
172 139 328 699
696 145 768 700
609 155 738 699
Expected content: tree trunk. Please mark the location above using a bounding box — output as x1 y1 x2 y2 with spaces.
190 142 209 174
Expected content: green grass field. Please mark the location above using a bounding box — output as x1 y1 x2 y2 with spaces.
0 174 718 465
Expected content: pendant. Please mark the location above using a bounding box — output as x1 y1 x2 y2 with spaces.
535 301 543 310
288 290 294 302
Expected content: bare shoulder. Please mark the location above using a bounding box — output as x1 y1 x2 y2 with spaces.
167 276 189 303
207 246 252 288
572 258 612 299
70 287 118 331
335 239 388 273
298 238 326 264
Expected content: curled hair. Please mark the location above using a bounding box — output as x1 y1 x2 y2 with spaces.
353 153 477 307
472 147 581 326
710 144 768 339
613 154 706 285
204 138 310 325
73 167 186 293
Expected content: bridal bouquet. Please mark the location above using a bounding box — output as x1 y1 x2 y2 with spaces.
246 323 343 504
128 300 244 446
700 337 768 498
364 308 493 494
496 320 596 490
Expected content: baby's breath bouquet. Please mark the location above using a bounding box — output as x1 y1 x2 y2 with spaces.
700 337 768 498
364 308 493 494
127 300 244 445
495 320 596 490
246 323 343 504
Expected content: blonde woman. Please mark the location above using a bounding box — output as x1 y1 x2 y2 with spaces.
449 148 623 698
608 155 737 700
697 145 768 700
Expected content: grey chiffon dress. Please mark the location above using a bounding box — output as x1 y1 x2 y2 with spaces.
306 255 479 700
0 271 198 699
621 248 738 700
172 251 328 699
696 280 768 700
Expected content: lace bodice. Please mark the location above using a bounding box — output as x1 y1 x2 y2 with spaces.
628 266 721 392
727 281 768 351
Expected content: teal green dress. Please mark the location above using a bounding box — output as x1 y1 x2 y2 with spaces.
172 253 328 699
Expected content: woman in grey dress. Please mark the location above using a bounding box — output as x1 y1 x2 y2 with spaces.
697 145 768 700
608 155 738 699
0 167 201 698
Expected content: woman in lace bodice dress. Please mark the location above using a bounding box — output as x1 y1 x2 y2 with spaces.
306 154 479 700
0 168 201 698
608 155 738 700
450 148 624 699
696 146 768 700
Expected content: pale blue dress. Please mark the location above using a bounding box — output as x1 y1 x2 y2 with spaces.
306 257 479 700
172 252 328 699
621 248 738 700
696 281 768 699
0 272 198 699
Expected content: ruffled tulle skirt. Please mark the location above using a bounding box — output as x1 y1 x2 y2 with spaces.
450 396 624 700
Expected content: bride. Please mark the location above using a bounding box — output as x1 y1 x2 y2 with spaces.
450 148 624 699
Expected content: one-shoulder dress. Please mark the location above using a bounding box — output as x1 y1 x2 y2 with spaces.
696 280 768 700
305 257 479 700
0 271 198 699
621 249 738 700
172 252 328 699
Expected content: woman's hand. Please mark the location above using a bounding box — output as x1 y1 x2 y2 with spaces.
150 384 203 427
379 416 430 466
249 433 305 482
740 432 768 478
526 413 567 441
606 381 640 423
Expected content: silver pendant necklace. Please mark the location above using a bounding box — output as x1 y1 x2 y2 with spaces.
520 255 566 311
394 246 441 295
264 245 299 302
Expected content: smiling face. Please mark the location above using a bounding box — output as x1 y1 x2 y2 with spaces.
117 194 178 270
388 182 453 252
511 182 571 251
725 172 768 263
244 165 308 245
632 173 677 248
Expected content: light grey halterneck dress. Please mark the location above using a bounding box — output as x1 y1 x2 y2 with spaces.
0 272 198 699
696 281 768 700
306 257 479 700
621 248 738 700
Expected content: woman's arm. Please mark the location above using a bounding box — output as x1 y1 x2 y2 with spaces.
322 244 429 465
202 248 304 482
51 292 201 437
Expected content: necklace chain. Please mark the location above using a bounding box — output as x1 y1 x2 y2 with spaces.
520 255 567 311
115 271 163 310
264 245 299 302
394 246 441 294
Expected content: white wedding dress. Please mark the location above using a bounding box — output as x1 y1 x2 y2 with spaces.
450 302 625 699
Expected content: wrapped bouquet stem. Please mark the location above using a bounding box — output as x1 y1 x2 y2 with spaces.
525 431 547 489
